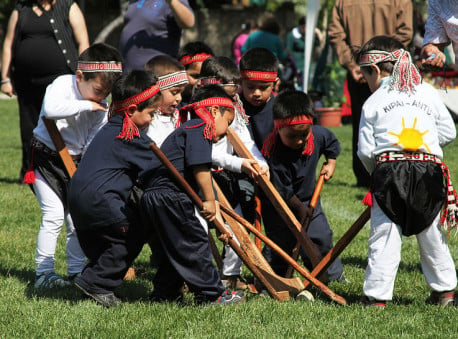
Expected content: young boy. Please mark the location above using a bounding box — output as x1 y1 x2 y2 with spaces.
68 71 162 307
139 85 245 305
177 41 214 106
260 89 344 281
239 47 278 150
26 43 122 289
356 36 457 307
144 55 189 147
198 56 268 289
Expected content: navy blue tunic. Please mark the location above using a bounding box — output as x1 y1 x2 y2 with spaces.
69 115 155 229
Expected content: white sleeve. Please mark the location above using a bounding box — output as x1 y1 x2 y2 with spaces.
357 103 377 174
211 136 243 173
238 123 268 169
42 78 93 120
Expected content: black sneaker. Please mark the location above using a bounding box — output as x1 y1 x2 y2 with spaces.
361 296 386 308
426 290 455 306
74 277 121 308
212 290 246 305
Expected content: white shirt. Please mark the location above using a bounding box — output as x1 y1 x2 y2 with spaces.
212 97 267 172
146 112 178 147
33 75 107 155
358 77 456 173
423 0 458 64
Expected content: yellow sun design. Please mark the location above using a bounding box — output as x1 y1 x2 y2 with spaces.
388 117 431 153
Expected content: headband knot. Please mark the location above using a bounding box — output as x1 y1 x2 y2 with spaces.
261 115 314 158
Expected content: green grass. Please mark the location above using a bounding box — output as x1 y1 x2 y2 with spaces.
1 99 458 338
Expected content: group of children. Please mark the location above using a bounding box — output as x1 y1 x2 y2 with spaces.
24 34 457 308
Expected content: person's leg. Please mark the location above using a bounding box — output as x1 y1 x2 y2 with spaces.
417 213 457 293
64 213 86 276
363 199 402 301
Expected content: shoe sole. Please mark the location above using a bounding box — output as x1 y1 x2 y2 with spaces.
74 281 119 308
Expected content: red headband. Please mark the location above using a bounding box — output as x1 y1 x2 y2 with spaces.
180 97 233 140
109 84 160 141
240 70 277 82
359 49 421 93
180 53 212 66
157 71 189 90
262 115 314 157
77 62 122 72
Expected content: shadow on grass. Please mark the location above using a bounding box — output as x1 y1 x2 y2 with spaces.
0 177 22 184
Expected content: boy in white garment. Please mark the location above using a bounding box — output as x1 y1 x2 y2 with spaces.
26 43 122 288
356 35 457 307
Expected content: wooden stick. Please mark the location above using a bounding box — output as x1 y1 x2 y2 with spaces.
227 128 324 268
149 142 301 301
302 207 371 289
41 117 76 177
217 201 347 306
254 186 263 251
285 167 325 278
207 232 223 271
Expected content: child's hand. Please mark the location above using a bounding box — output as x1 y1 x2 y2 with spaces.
0 82 14 97
217 232 232 245
258 164 270 180
200 199 216 222
320 159 336 181
241 158 260 179
421 44 446 69
91 101 108 112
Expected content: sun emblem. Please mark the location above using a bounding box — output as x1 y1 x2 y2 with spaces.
388 117 430 153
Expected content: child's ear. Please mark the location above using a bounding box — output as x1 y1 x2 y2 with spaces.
371 64 381 76
126 104 138 117
76 70 84 83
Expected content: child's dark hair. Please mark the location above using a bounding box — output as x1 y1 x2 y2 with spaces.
355 36 405 75
111 70 161 111
78 43 123 86
144 55 184 77
177 41 214 69
200 56 241 83
240 47 279 73
273 90 315 120
190 84 233 116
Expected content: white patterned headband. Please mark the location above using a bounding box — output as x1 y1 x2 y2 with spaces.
359 49 421 94
77 61 122 72
157 71 189 90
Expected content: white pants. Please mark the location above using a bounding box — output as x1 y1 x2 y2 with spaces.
363 199 457 301
33 171 86 275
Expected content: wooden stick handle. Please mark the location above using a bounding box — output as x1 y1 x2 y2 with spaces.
302 207 371 289
42 117 76 177
218 202 346 305
310 165 326 209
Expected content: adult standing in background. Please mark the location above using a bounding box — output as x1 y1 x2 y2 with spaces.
1 0 89 182
328 0 413 188
119 0 195 72
421 0 458 69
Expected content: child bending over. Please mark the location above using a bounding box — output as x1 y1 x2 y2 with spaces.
357 35 457 307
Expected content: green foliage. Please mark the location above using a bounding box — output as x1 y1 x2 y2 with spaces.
0 99 458 336
319 59 347 108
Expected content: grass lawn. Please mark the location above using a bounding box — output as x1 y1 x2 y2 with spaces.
0 99 457 338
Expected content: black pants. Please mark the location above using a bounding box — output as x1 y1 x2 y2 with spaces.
76 222 145 294
347 73 372 187
141 187 224 302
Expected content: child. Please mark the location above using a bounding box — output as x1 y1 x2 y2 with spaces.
144 55 189 147
198 56 268 289
139 85 245 305
68 70 162 307
177 41 214 106
356 35 457 307
26 43 122 289
260 89 345 281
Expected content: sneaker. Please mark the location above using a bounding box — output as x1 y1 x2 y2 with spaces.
426 290 455 306
74 277 121 308
212 290 246 305
221 275 248 290
361 296 386 308
67 273 81 283
34 272 70 289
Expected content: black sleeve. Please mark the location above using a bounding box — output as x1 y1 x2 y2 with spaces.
314 125 341 159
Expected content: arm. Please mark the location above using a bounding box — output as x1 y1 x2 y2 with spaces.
193 164 217 222
422 0 448 68
320 158 336 181
394 0 413 47
0 10 18 97
166 0 195 29
357 104 377 173
211 136 244 173
69 3 89 54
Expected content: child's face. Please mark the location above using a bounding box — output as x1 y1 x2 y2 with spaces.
76 72 111 103
241 79 275 106
160 85 184 114
212 106 235 142
278 123 312 150
361 65 381 93
130 99 162 131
